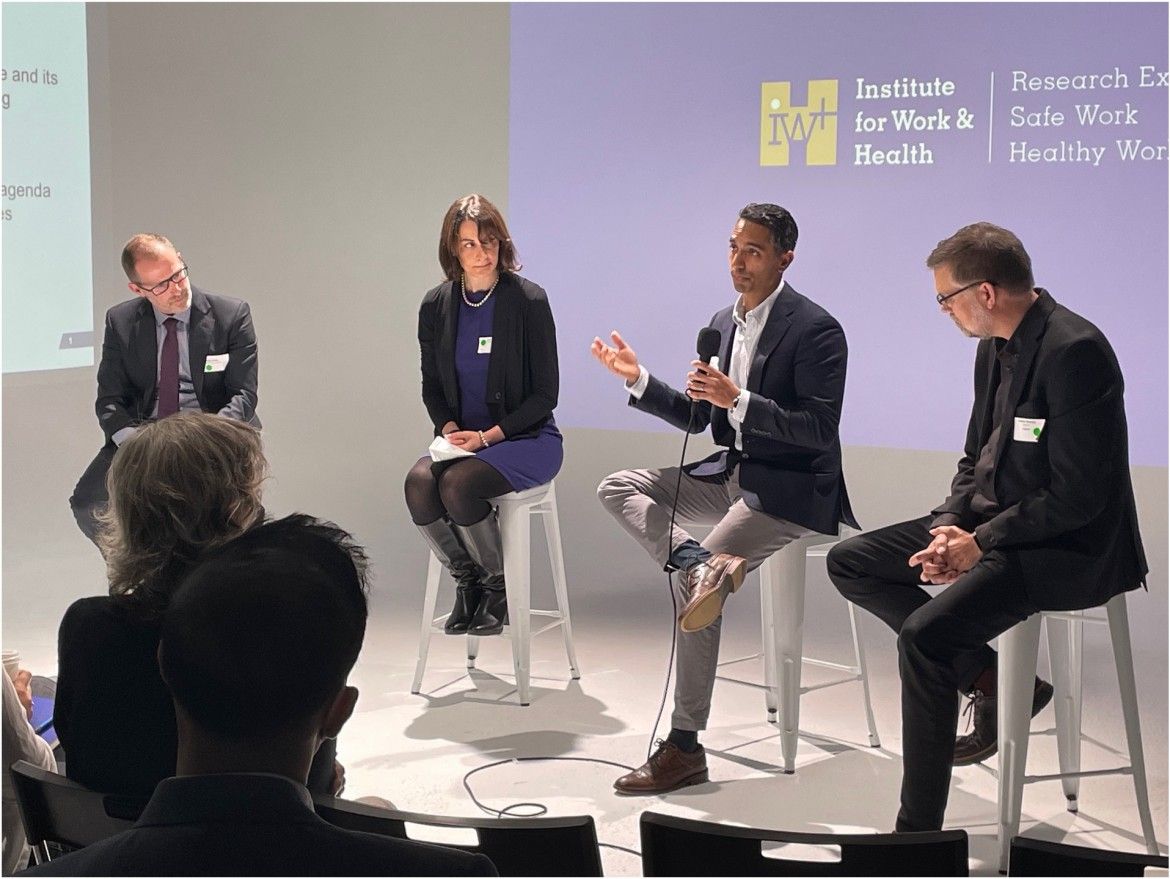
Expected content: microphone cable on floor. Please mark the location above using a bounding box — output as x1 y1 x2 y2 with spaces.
457 373 707 862
461 756 642 857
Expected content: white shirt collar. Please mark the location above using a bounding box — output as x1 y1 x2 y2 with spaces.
733 280 787 330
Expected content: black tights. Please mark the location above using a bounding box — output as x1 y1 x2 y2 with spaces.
404 456 512 527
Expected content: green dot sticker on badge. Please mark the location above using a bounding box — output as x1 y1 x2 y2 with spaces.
1013 417 1045 443
477 336 492 354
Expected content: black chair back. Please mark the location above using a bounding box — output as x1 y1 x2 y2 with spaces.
313 795 603 876
640 811 968 876
1010 836 1169 876
9 761 147 862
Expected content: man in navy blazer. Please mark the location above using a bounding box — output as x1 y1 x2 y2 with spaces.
827 222 1146 832
592 203 857 793
69 233 259 547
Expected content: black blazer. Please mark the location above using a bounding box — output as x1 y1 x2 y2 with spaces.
53 595 336 798
932 290 1146 610
632 283 858 535
95 286 260 444
20 774 497 877
417 273 558 440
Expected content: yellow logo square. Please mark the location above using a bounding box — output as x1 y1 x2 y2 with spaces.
760 80 839 166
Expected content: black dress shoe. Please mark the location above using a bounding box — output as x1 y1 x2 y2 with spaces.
444 584 483 634
954 677 1055 766
468 588 508 636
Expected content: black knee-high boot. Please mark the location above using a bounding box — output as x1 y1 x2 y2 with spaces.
416 518 484 634
454 512 508 636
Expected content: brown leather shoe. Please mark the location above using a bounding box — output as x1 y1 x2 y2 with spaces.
614 739 708 795
677 553 746 633
953 677 1055 766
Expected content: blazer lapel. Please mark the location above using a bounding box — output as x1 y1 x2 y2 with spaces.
747 287 793 391
133 300 159 413
992 292 1056 470
188 288 213 404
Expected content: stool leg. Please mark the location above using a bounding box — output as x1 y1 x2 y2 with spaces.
466 634 480 669
500 503 532 706
771 542 807 775
1046 613 1084 811
412 552 444 694
997 615 1042 874
847 602 881 747
541 489 580 679
1106 594 1160 855
760 566 779 720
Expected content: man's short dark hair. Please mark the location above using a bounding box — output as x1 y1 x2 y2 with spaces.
159 514 370 738
926 222 1035 294
738 203 798 253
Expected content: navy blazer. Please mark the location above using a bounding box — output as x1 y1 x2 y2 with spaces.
632 283 858 535
931 290 1146 610
417 273 558 440
95 286 260 443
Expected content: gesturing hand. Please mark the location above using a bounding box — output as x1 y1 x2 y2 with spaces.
590 331 641 384
686 361 740 409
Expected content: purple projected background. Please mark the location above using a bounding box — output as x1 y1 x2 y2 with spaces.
508 3 1168 466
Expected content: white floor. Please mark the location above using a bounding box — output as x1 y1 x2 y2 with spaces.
7 561 1167 877
338 580 1167 877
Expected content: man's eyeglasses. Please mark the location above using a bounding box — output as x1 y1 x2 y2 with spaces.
136 264 189 297
936 279 993 305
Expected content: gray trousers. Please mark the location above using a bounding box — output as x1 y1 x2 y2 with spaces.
597 465 811 730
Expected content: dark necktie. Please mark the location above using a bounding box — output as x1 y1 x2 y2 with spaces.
157 317 180 418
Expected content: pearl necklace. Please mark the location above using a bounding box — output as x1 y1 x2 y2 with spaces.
460 273 499 308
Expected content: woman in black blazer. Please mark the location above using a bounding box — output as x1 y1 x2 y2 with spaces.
54 413 339 796
405 194 562 635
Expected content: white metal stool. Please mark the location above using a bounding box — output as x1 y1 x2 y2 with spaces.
717 530 882 773
995 592 1160 872
411 481 580 706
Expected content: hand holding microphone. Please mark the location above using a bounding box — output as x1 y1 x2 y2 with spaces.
687 328 739 408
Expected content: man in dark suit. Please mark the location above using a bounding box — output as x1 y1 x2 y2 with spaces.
827 222 1146 832
591 203 857 793
69 233 260 546
23 515 496 877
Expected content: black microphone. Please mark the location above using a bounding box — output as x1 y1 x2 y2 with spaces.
696 327 721 369
689 328 722 404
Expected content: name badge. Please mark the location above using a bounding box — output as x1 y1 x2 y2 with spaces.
204 353 230 373
477 336 492 354
1013 417 1045 443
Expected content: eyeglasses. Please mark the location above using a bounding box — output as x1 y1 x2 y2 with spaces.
936 279 992 305
136 264 189 297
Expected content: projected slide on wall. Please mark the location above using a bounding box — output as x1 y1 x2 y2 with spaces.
2 2 93 374
509 3 1168 465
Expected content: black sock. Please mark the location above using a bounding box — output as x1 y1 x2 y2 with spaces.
668 728 699 753
667 540 712 573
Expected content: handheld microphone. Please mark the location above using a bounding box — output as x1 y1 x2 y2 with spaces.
696 327 722 374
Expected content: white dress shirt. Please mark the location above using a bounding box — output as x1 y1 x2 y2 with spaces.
626 282 787 451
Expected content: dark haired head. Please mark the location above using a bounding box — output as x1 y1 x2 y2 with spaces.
159 514 369 739
926 222 1035 294
738 203 798 253
438 194 521 281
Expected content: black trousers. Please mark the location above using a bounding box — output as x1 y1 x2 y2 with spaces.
70 445 117 547
826 515 1038 831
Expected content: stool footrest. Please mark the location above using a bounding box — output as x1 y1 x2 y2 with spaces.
1021 766 1135 784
